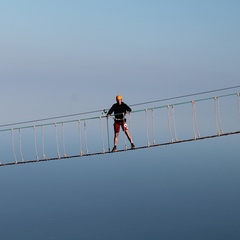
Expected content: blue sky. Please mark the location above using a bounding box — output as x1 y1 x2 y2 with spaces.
0 0 240 124
0 2 240 239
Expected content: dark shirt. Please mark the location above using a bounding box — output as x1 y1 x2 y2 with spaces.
107 102 132 121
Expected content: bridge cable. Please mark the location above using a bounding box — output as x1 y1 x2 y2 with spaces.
84 120 89 154
172 105 178 142
1 85 240 130
78 120 83 156
62 123 67 157
192 101 200 139
19 128 24 162
237 93 240 121
99 117 105 153
152 109 156 145
41 125 46 159
130 85 240 107
124 122 127 151
11 129 17 164
145 109 150 147
214 97 223 135
167 106 173 143
33 126 39 161
54 123 60 158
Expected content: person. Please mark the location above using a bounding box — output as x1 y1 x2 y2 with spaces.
107 95 135 152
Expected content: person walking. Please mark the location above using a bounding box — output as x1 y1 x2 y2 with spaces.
107 95 135 152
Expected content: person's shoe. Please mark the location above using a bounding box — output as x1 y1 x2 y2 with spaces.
112 146 117 152
131 143 135 149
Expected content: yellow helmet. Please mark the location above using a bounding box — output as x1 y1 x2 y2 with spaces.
116 95 122 100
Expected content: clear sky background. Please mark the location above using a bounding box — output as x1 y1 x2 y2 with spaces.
0 0 240 124
0 0 240 240
0 2 240 240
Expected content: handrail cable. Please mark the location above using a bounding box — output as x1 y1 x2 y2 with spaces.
0 92 238 133
0 86 239 129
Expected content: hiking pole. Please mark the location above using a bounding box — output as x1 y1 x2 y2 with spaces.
103 109 111 152
106 116 110 152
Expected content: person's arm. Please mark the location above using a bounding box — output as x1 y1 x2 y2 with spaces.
107 105 114 117
125 103 132 113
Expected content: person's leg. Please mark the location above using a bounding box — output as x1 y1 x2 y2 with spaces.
122 122 135 149
124 129 132 143
112 123 120 151
114 132 119 146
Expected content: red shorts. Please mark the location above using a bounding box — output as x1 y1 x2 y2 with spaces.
114 121 128 133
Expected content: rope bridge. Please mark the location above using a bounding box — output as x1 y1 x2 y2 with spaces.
0 89 239 167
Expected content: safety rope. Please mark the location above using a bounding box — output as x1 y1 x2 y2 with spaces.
11 129 17 164
172 105 178 141
84 120 89 154
145 109 150 147
125 113 132 150
214 97 223 135
124 126 127 150
151 109 156 145
62 123 67 157
237 93 240 121
0 133 1 165
191 101 200 139
167 105 178 142
1 130 239 167
128 113 132 137
19 128 24 162
78 120 83 156
99 117 105 153
54 123 60 158
121 113 126 150
33 126 39 161
125 134 128 150
167 105 174 143
41 125 46 159
106 117 110 152
1 86 239 130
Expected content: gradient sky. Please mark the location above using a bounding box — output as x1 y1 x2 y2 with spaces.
0 2 240 239
1 0 240 125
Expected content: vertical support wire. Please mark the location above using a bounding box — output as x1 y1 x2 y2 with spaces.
106 117 110 152
145 109 150 147
128 113 132 137
0 132 1 165
237 93 240 121
158 108 161 143
11 129 17 164
167 105 174 143
123 113 127 150
54 123 60 158
33 126 39 161
151 109 156 145
41 125 46 159
19 128 24 162
192 101 200 139
214 97 223 135
127 112 133 148
78 120 83 156
84 120 89 154
192 102 196 139
62 122 67 157
171 105 178 141
99 117 105 153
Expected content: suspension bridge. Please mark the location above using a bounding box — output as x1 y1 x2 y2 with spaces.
0 86 240 167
